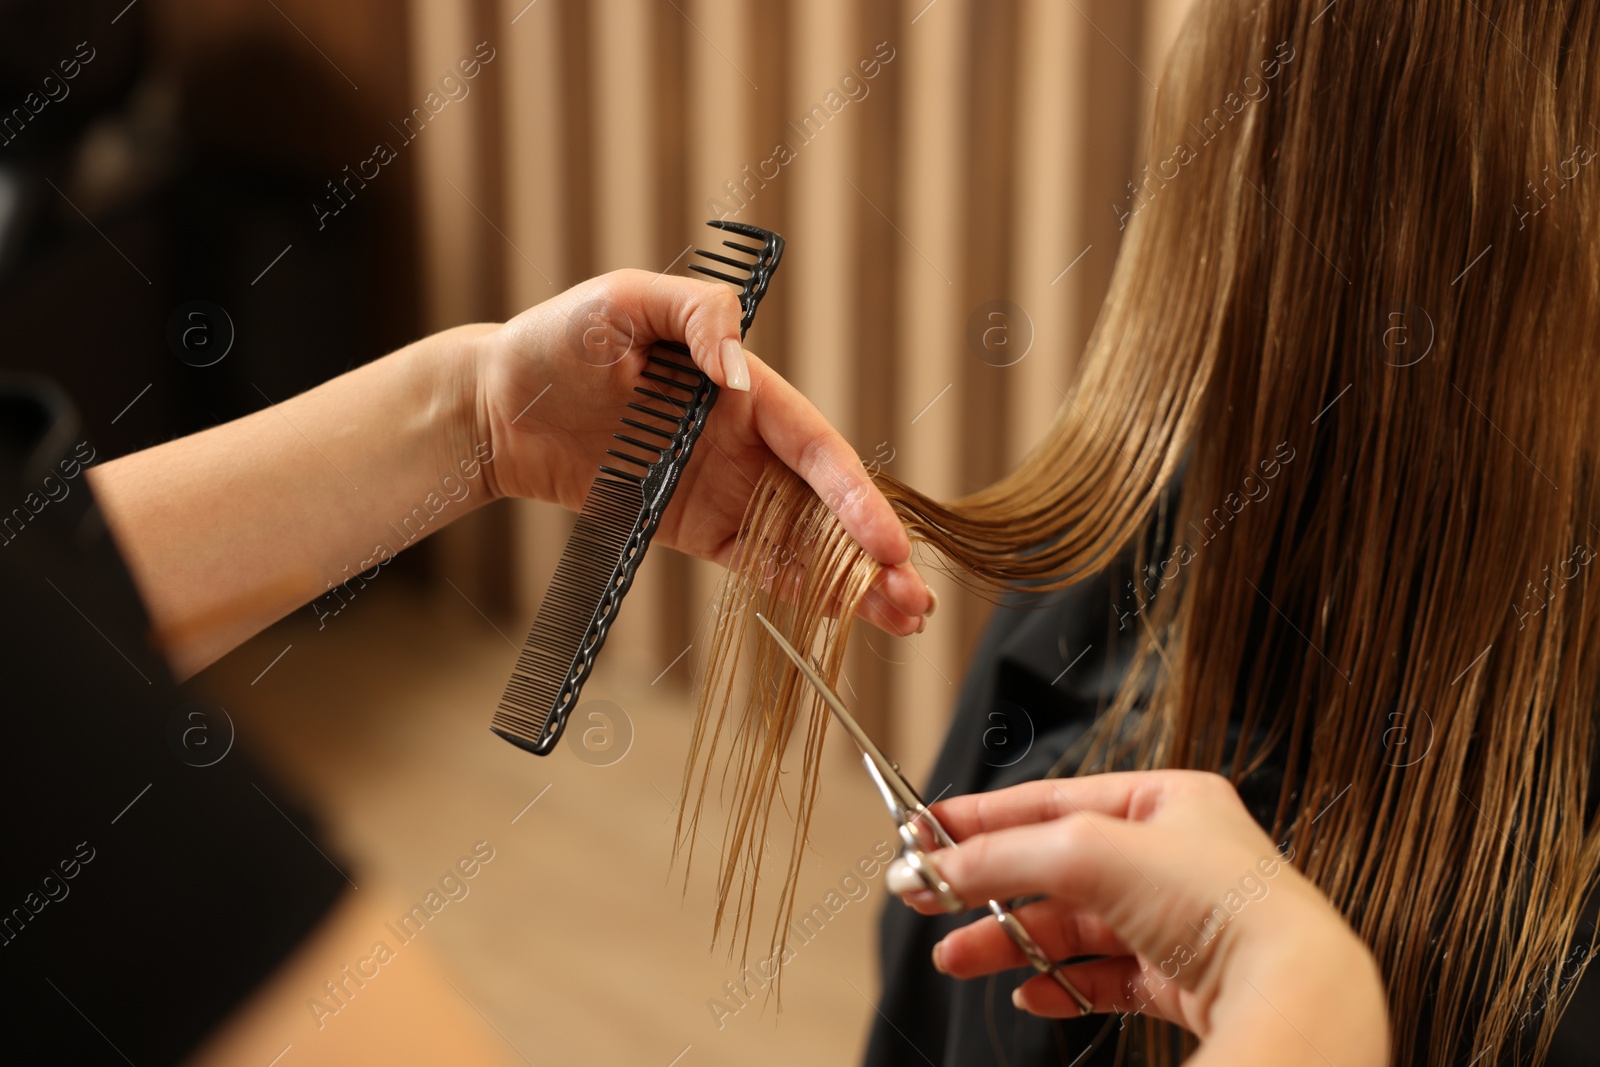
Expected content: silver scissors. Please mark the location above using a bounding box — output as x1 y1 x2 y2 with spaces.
754 613 1094 1015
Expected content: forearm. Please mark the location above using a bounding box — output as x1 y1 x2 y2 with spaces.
87 324 496 679
82 267 933 678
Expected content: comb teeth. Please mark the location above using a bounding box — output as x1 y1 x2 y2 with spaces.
606 357 703 470
494 220 785 755
493 476 644 748
703 220 785 335
689 264 749 286
689 226 763 293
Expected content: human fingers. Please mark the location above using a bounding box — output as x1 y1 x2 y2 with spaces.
739 354 931 610
856 581 928 637
1009 957 1154 1019
921 774 1159 846
601 268 752 390
931 900 1130 980
595 271 930 612
925 770 1251 844
905 813 1168 923
724 526 923 635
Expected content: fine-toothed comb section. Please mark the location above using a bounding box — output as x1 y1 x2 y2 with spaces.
492 220 786 755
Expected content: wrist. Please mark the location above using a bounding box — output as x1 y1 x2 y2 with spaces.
414 321 506 506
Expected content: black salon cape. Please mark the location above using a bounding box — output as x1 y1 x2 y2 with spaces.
0 378 347 1065
863 553 1600 1066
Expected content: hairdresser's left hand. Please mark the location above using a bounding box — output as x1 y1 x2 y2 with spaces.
894 771 1390 1067
84 271 926 680
474 269 932 632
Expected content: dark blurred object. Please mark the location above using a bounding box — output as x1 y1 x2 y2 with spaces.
0 0 418 459
0 0 144 162
0 377 350 1067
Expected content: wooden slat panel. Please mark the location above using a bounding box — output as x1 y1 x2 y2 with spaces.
786 0 855 431
652 0 698 689
471 0 509 322
407 0 508 613
888 0 969 779
959 0 1019 494
583 0 669 672
589 0 660 272
502 0 567 308
682 0 760 688
846 1 907 744
407 0 488 331
844 0 908 742
558 0 595 285
503 0 577 619
1010 0 1084 463
1068 0 1147 361
747 0 795 380
954 0 1021 666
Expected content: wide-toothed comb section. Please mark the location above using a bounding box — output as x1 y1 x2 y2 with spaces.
689 255 754 286
702 220 785 334
603 357 703 476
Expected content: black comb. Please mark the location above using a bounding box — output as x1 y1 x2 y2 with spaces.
491 221 786 755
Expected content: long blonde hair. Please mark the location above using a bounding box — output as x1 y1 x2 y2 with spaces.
678 1 1600 1062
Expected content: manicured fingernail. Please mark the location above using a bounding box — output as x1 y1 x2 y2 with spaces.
1011 987 1027 1011
924 586 939 617
931 941 948 974
720 339 750 391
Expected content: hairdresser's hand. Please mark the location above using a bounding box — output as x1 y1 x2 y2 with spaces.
473 269 932 632
895 772 1389 1067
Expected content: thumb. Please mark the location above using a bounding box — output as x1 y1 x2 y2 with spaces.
611 269 751 391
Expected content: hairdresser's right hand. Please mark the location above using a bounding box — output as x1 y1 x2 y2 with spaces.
896 771 1390 1067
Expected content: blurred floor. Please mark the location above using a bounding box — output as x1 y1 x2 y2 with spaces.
198 572 903 1067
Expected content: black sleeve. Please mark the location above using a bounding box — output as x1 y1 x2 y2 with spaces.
0 376 349 1066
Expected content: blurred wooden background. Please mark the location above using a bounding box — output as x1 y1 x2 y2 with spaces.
424 0 1197 779
141 0 1199 778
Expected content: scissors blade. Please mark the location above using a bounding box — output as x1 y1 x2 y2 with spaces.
753 613 924 812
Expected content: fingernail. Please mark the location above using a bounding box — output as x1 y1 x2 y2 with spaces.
931 941 948 974
915 614 928 635
924 586 939 618
720 339 750 391
1011 987 1027 1011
